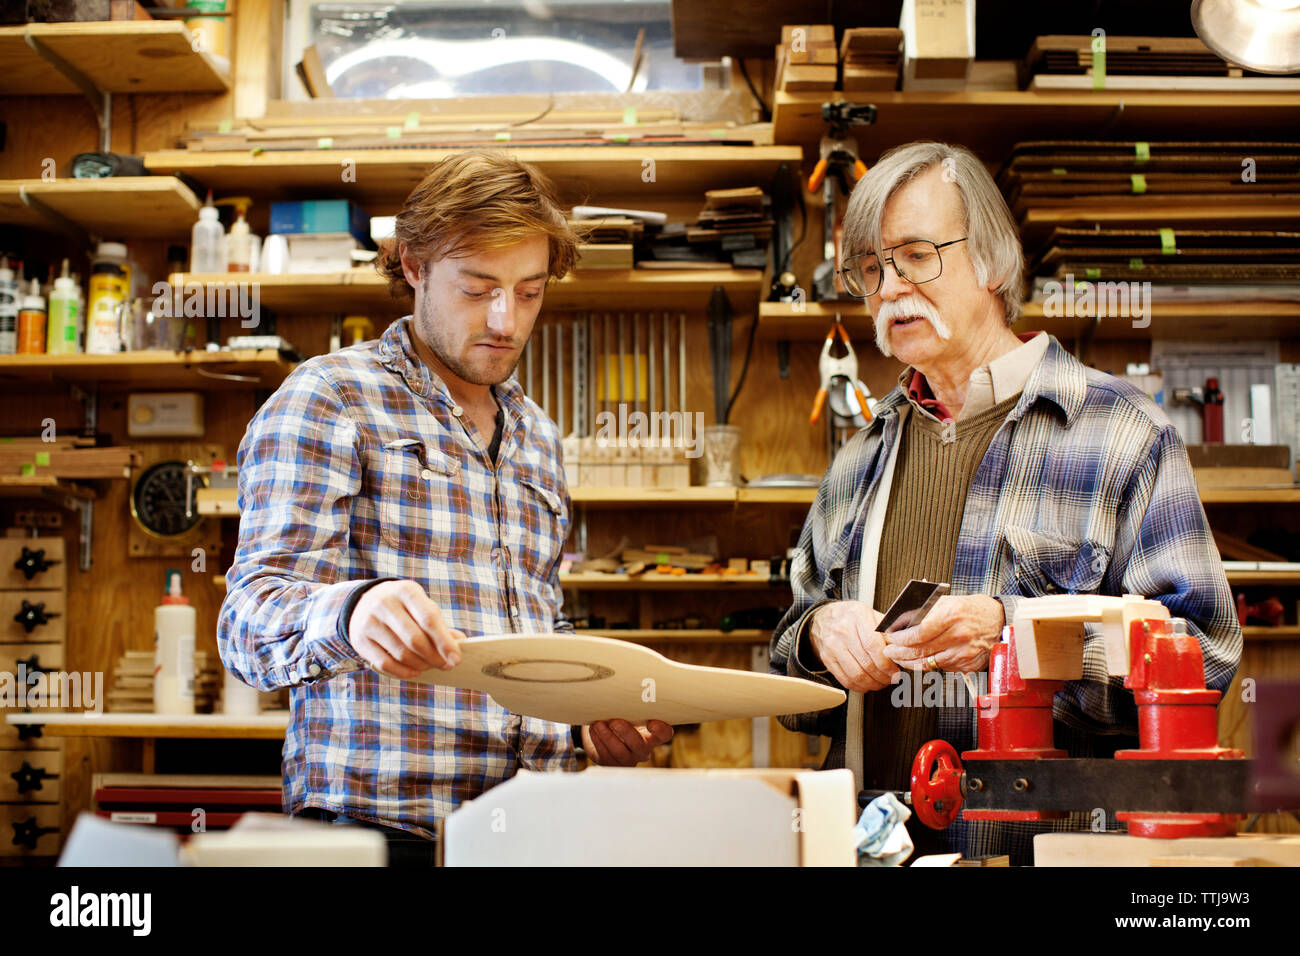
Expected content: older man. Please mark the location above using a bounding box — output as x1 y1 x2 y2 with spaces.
771 141 1240 864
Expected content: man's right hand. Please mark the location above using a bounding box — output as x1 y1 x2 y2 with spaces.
349 580 464 679
807 600 898 693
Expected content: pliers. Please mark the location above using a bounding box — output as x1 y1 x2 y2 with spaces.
810 318 872 426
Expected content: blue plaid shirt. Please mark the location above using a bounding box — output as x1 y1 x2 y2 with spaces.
771 334 1242 863
218 317 578 839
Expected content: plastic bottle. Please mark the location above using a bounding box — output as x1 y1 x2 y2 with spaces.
86 242 129 353
153 570 196 716
226 198 252 272
0 257 17 355
17 279 46 354
191 191 227 273
46 259 81 354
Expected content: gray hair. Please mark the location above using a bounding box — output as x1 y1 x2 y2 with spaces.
841 141 1025 324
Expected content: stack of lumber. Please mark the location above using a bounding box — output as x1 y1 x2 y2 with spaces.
1023 35 1300 91
686 187 773 269
0 436 139 481
840 28 902 91
776 24 836 92
107 650 222 714
1001 141 1300 301
572 216 644 270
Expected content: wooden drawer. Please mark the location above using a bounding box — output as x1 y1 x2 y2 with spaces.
0 591 66 644
0 749 60 803
0 714 66 746
0 642 65 674
1 643 70 745
0 537 67 591
0 803 61 857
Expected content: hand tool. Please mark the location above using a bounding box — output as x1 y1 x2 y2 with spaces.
808 102 876 301
707 287 733 424
617 311 626 406
678 312 686 415
810 316 872 425
556 321 565 435
541 322 551 420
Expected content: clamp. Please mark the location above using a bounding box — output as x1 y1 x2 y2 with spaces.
810 318 872 426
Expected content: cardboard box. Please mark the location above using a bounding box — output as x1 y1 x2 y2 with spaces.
443 767 856 866
900 0 975 90
271 199 371 246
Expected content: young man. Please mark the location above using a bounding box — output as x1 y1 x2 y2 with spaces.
219 152 672 865
770 141 1239 863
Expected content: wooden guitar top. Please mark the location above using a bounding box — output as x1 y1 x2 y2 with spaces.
407 633 846 725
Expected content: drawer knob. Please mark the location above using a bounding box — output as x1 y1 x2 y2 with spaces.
13 547 59 582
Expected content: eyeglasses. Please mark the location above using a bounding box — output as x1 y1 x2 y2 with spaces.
838 238 968 298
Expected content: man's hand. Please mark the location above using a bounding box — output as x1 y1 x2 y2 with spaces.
880 595 1003 673
581 719 673 766
808 600 898 693
348 580 465 679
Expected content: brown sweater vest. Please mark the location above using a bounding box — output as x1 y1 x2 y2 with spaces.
862 394 1018 789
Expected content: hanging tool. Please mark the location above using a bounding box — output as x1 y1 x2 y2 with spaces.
541 322 551 419
556 321 565 435
707 287 733 424
678 312 686 416
808 102 877 302
810 316 873 426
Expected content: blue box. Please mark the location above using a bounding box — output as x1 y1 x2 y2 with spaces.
270 200 371 246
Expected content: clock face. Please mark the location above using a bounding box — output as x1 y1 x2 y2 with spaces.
131 460 203 538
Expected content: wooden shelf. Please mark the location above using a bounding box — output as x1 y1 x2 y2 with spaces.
572 486 735 506
0 476 94 501
3 713 289 740
143 145 804 206
574 629 769 644
168 267 767 314
772 89 1300 158
0 21 230 96
1225 570 1300 586
757 301 872 340
1020 201 1300 249
1017 301 1300 342
0 177 202 240
1200 486 1300 504
1242 626 1300 641
560 572 781 590
0 350 295 391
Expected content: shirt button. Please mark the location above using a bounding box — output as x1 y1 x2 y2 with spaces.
451 406 464 418
308 663 321 677
421 468 434 480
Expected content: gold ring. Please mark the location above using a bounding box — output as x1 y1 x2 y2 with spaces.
925 655 940 672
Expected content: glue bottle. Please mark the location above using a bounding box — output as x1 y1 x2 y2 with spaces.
223 197 253 273
85 242 129 353
191 191 227 273
0 257 17 355
46 259 81 354
154 569 196 716
16 278 46 354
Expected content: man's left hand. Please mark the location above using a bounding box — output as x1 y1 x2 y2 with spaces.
581 719 673 766
880 595 1004 673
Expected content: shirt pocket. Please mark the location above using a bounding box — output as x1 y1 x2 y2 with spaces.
516 477 569 577
377 438 470 557
1003 524 1108 597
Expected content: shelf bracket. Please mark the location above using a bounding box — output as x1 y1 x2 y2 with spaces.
70 385 98 436
24 29 112 154
46 489 93 572
17 186 92 248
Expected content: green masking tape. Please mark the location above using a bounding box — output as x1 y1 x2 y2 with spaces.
1091 33 1106 90
386 126 402 139
656 553 671 564
1085 267 1101 280
20 463 34 477
1128 257 1145 270
1130 173 1147 194
35 452 50 466
405 112 419 130
495 132 511 141
250 146 264 156
218 119 232 134
622 106 637 125
1159 228 1176 254
1052 167 1067 175
612 133 630 143
316 137 333 149
1135 141 1150 163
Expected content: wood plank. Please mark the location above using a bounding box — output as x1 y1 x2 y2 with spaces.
0 350 295 391
4 713 290 739
560 572 781 590
1035 831 1300 867
24 21 230 93
3 177 202 240
407 633 845 725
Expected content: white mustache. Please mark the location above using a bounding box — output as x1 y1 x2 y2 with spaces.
873 296 950 358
